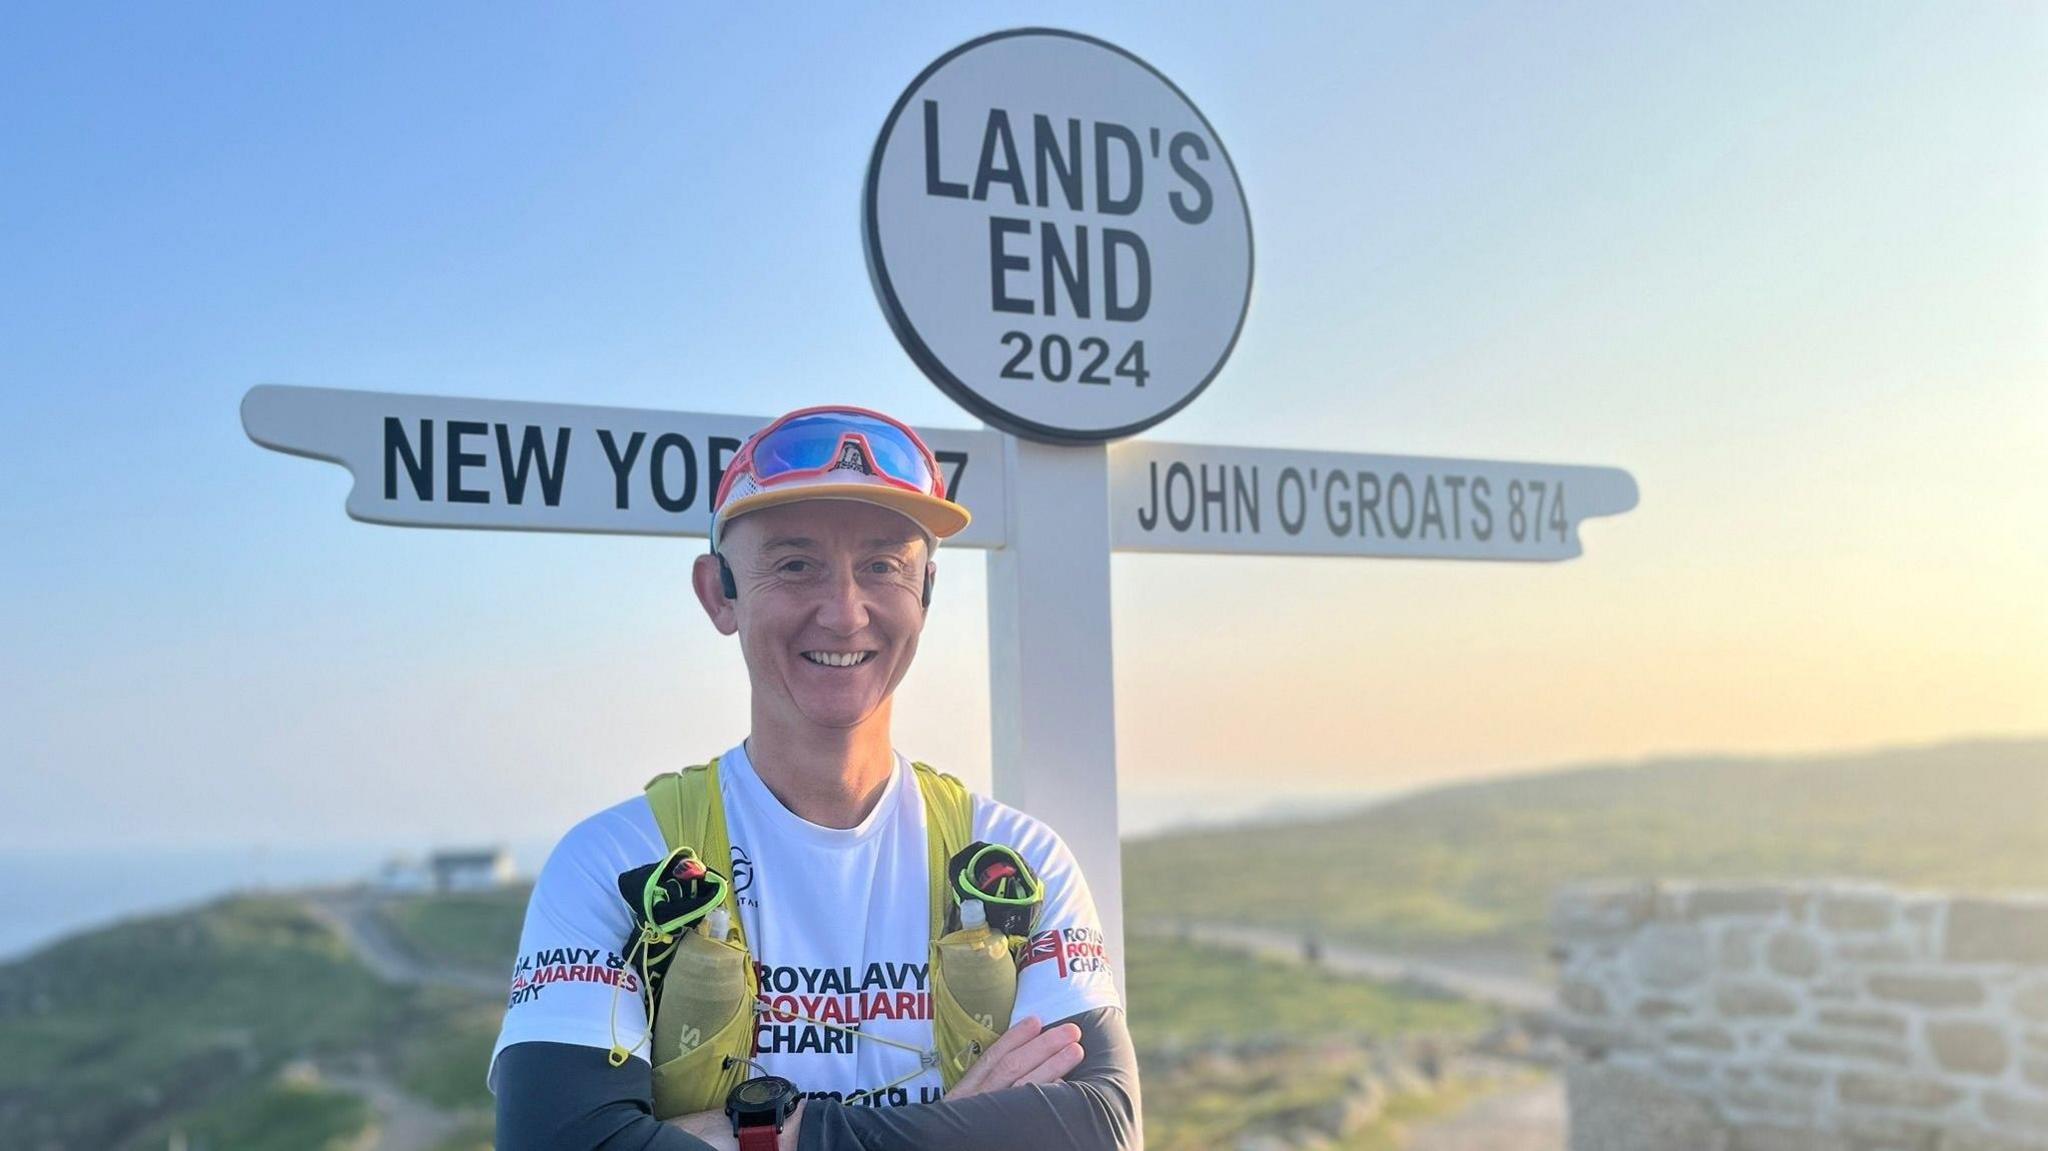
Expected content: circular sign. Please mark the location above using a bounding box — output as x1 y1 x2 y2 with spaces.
864 29 1254 444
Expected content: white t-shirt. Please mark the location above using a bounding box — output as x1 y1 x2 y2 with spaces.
489 743 1121 1109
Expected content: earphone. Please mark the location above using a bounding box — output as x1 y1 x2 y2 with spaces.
716 553 934 609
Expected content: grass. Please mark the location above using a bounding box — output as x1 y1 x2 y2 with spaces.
1139 1037 1493 1151
390 991 502 1110
1125 737 2048 956
0 893 509 1151
1129 935 1502 1151
156 1080 371 1151
429 1118 496 1151
371 886 531 975
0 895 404 1151
1125 934 1493 1051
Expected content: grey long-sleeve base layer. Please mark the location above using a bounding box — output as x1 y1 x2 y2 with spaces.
492 1006 1141 1151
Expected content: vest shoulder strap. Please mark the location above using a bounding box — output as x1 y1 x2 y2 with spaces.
643 760 746 949
911 763 973 936
643 761 974 949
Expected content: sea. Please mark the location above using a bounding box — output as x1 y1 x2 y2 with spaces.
0 842 550 962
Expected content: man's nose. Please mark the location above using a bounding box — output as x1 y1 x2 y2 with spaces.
813 566 871 632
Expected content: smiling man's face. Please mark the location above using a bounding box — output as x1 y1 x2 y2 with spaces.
695 499 933 736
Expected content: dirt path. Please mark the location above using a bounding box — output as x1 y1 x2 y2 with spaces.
1405 1080 1566 1151
321 1066 468 1151
306 890 500 1150
308 890 503 995
1158 921 1566 1150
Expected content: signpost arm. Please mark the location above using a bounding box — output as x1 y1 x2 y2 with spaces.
985 434 1127 1001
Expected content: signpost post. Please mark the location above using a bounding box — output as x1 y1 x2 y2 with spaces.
243 28 1638 1001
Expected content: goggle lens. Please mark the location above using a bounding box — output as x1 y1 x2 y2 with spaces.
749 412 937 494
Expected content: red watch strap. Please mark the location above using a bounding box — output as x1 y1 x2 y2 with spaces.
738 1124 781 1151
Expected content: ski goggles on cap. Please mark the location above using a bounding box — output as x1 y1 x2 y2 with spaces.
711 406 971 547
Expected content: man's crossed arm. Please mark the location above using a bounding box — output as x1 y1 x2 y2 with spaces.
494 1006 1141 1151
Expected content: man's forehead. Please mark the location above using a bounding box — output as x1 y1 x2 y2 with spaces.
727 502 928 551
756 534 920 552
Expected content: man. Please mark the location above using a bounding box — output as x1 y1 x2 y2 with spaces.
492 406 1141 1150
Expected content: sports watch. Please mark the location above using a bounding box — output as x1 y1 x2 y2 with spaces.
725 1074 801 1151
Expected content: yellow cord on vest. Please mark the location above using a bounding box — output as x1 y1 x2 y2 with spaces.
752 999 942 1103
608 842 726 1067
845 1064 933 1105
753 997 934 1059
607 924 671 1067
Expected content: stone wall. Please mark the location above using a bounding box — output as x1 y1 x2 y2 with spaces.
1552 881 2048 1150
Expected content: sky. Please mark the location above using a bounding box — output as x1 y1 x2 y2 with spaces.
2 3 2043 853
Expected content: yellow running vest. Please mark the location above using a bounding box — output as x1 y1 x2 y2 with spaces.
628 759 1020 1119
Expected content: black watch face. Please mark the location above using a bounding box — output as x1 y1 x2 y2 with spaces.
729 1074 799 1124
734 1078 788 1108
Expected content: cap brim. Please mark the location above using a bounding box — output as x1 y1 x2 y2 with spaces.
717 483 971 541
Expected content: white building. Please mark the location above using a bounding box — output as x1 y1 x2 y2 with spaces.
428 847 515 892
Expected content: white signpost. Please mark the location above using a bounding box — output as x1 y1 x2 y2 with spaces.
239 385 1010 549
865 28 1253 444
1111 441 1637 561
244 29 1637 1000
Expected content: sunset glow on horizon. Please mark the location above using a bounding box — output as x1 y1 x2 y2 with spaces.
2 3 2042 849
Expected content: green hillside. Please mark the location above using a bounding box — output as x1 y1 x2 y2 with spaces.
12 737 2042 1148
1125 738 2048 957
0 896 410 1151
0 887 1486 1150
1124 934 1489 1049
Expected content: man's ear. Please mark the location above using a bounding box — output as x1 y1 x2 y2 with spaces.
921 560 936 612
692 553 740 635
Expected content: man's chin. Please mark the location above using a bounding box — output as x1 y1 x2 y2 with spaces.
790 696 888 732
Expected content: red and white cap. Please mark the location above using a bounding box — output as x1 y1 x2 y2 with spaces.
710 406 970 549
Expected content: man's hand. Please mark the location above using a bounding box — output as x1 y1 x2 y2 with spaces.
664 1021 1081 1145
666 1107 734 1149
947 1015 1086 1100
667 1101 806 1150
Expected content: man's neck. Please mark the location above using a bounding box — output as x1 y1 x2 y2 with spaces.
745 704 897 829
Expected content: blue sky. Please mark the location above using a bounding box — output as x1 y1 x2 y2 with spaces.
3 4 2042 851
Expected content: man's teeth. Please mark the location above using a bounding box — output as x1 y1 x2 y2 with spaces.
804 651 872 667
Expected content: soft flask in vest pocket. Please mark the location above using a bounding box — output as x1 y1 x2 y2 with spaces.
649 922 758 1117
931 900 1016 1086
